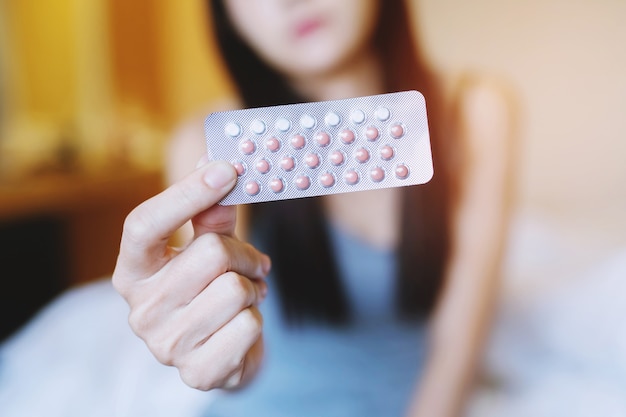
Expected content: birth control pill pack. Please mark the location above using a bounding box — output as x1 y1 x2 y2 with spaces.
204 90 433 205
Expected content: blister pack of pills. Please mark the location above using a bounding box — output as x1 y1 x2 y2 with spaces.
204 90 433 205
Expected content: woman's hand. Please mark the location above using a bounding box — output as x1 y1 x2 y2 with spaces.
112 160 271 391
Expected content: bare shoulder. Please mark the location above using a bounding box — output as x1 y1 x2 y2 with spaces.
166 96 242 184
443 72 519 161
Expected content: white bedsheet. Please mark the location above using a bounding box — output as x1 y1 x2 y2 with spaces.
468 214 626 417
0 279 215 417
1 213 624 417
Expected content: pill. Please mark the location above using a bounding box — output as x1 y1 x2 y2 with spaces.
304 153 320 169
344 169 359 185
354 147 370 163
294 175 311 190
275 118 291 132
225 122 241 137
365 126 379 141
265 137 281 152
291 134 306 150
232 160 246 176
379 145 394 161
269 177 284 193
315 132 331 147
250 119 266 135
351 109 366 124
244 180 260 196
369 166 385 182
329 150 345 166
375 107 390 121
339 129 355 145
300 114 316 129
325 112 341 127
319 172 335 188
390 123 405 139
395 163 409 179
255 158 271 174
240 139 256 155
280 155 296 171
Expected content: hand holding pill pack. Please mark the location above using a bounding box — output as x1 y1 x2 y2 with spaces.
204 90 433 205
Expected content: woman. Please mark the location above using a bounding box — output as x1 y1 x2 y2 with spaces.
113 0 516 415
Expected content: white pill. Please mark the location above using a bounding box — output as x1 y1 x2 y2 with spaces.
375 106 390 121
325 112 341 127
275 118 291 132
250 119 266 135
351 109 366 124
224 122 241 137
300 114 316 129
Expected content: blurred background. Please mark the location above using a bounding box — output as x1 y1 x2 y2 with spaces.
0 0 233 339
0 0 625 414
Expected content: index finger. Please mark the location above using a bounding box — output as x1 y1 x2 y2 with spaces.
116 160 237 277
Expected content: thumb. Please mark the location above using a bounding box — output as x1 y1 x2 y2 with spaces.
115 159 237 278
192 159 238 238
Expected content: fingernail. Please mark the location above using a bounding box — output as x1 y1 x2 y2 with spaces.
260 281 268 299
195 155 209 168
204 161 236 189
261 254 272 276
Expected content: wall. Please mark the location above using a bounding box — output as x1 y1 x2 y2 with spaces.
2 0 624 268
414 0 626 262
151 0 626 259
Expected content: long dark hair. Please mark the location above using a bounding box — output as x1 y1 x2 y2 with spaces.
208 0 453 324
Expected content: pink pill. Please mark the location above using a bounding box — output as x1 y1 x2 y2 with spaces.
369 166 385 182
244 180 260 196
304 153 320 169
329 150 345 166
280 155 295 171
240 139 256 155
315 132 331 147
339 129 355 145
319 172 335 188
379 145 395 161
255 158 271 174
344 169 359 185
390 123 405 139
231 160 246 176
265 137 281 152
291 134 306 150
395 163 410 179
354 147 370 164
269 177 284 193
294 175 311 190
365 126 379 141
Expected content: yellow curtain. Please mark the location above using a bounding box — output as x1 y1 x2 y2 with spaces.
1 0 230 175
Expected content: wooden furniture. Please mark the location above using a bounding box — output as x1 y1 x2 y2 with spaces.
0 166 163 340
1 166 163 283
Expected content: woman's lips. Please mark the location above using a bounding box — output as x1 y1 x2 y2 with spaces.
294 18 324 38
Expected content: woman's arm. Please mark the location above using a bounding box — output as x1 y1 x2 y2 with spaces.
112 159 270 391
407 76 518 417
112 97 271 391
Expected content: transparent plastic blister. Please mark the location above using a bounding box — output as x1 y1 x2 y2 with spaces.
204 90 433 205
